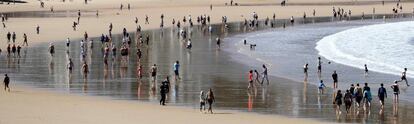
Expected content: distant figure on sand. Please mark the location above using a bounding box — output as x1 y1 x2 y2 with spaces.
67 58 74 74
49 43 55 56
303 63 308 78
398 68 410 86
332 71 338 89
151 64 158 82
364 64 369 77
82 62 89 78
3 74 10 92
173 61 181 80
317 57 322 75
206 88 215 114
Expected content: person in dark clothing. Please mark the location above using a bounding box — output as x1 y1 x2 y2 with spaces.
349 84 355 96
3 74 10 92
391 81 400 103
207 88 215 114
344 90 353 113
11 44 16 57
6 32 11 42
16 45 21 57
23 33 28 46
12 32 16 43
159 77 170 106
335 90 343 113
378 83 387 109
6 44 10 56
332 71 338 89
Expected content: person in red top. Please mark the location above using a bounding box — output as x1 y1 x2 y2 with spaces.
248 70 254 89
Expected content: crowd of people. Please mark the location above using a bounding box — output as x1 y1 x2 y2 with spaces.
1 0 413 118
305 57 409 115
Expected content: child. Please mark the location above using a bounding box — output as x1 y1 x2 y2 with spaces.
319 80 326 94
248 70 254 89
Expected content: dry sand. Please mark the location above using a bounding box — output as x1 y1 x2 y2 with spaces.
0 86 325 124
1 0 413 124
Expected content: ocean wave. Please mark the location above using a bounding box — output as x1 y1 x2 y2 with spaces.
316 21 414 78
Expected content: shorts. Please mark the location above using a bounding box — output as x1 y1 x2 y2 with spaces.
4 82 9 87
379 97 385 103
174 70 179 75
151 72 156 77
317 66 321 70
402 76 407 80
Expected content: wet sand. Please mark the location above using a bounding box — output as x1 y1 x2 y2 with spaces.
2 0 414 124
2 9 414 123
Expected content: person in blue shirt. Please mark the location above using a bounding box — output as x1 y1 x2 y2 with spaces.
319 80 326 94
173 61 181 80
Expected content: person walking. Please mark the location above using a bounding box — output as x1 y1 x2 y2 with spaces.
261 64 269 85
159 77 169 106
3 74 10 92
391 81 400 103
173 61 181 80
344 90 353 113
334 90 343 114
378 83 387 109
200 91 206 112
23 33 28 46
151 64 158 82
206 88 215 114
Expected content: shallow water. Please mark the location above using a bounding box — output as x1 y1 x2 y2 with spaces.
1 11 414 123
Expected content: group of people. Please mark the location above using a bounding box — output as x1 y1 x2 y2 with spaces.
308 57 410 114
247 64 270 89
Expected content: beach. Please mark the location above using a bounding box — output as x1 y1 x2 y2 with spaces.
2 0 414 124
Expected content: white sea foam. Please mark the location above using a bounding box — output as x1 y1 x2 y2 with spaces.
316 21 414 78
